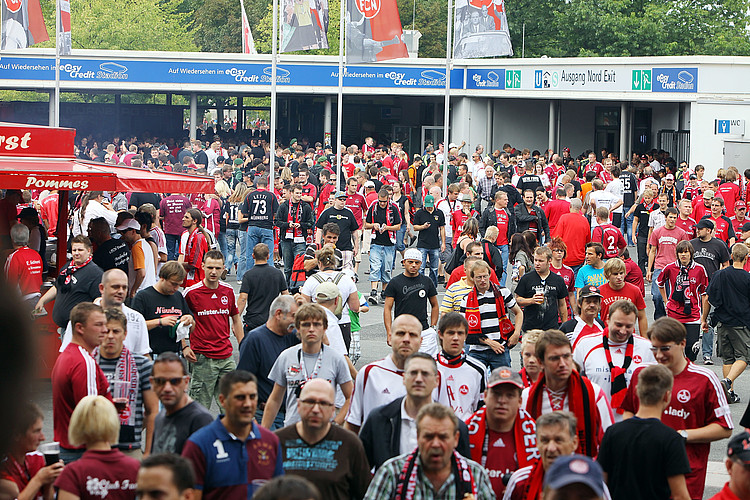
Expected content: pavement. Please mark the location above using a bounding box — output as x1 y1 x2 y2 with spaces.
30 247 747 499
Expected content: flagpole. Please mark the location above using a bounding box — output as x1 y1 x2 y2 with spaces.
240 0 247 53
269 0 278 189
442 0 453 196
54 0 60 127
335 0 345 184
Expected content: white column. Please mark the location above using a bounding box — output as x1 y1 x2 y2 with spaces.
324 95 332 141
486 99 492 152
189 93 197 141
620 102 628 162
548 100 556 152
49 92 55 127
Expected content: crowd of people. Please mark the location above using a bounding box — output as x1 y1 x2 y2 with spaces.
1 133 750 499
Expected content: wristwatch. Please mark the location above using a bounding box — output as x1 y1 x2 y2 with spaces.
678 430 688 441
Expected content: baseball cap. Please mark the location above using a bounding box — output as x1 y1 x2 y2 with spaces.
737 200 747 209
487 368 523 390
689 174 697 180
665 174 675 180
448 142 457 149
334 191 347 199
696 218 715 230
315 282 340 301
703 189 715 199
116 219 141 232
544 455 604 496
216 156 226 163
728 431 750 464
403 248 423 262
458 193 473 202
578 285 602 300
233 158 243 166
17 207 39 221
742 222 750 233
424 195 435 207
563 147 570 152
364 181 375 189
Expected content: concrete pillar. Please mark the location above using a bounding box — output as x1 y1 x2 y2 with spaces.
486 99 493 152
166 93 172 106
49 92 55 127
324 95 332 140
114 94 121 138
189 93 197 141
237 96 243 132
620 102 628 162
217 98 224 131
548 100 556 153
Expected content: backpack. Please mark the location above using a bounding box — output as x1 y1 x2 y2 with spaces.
311 271 346 318
203 228 220 251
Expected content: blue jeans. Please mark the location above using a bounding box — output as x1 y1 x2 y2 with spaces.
703 314 715 358
498 244 509 287
225 228 240 272
246 226 275 271
217 231 228 264
395 226 407 252
166 233 180 261
237 229 249 280
370 244 396 284
621 208 635 246
419 247 440 287
469 346 511 372
279 239 306 283
651 268 666 320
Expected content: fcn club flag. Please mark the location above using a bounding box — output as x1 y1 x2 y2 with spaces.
1 0 49 50
453 0 512 58
346 0 407 64
280 0 329 52
57 0 71 55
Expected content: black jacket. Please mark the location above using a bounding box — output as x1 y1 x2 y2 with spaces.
359 397 472 471
275 200 314 239
479 206 516 243
490 184 524 208
514 203 550 242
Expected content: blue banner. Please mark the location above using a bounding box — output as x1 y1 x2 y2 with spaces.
466 69 505 90
651 67 697 93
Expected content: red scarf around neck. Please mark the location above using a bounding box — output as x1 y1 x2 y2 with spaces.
466 406 538 468
521 460 546 500
286 201 303 241
465 282 510 342
526 370 601 457
602 330 634 413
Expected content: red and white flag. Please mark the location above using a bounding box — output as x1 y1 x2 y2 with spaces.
58 0 71 55
240 0 257 54
345 0 408 64
1 0 50 50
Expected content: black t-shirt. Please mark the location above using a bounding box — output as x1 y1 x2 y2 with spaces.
224 201 240 230
384 273 437 329
413 208 445 250
515 270 568 331
316 207 359 251
365 203 402 246
129 192 162 210
241 190 279 229
237 324 301 403
633 203 654 238
707 266 750 328
516 174 543 194
193 150 209 168
131 285 192 355
239 264 288 330
620 172 639 207
152 401 213 455
93 238 130 275
691 237 730 280
598 417 690 500
250 146 265 159
51 262 103 327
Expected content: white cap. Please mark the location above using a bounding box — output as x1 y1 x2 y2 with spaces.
115 219 141 232
403 248 423 262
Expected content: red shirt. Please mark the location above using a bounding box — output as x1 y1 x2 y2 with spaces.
598 282 646 325
184 228 208 288
675 216 697 239
623 257 645 295
300 182 317 210
692 198 711 221
4 246 43 297
184 281 239 359
54 449 139 500
446 266 499 288
622 364 732 499
40 193 59 237
552 212 591 267
495 209 509 245
708 215 734 244
710 484 742 500
656 261 709 323
717 182 741 217
317 184 336 219
551 263 575 321
543 199 570 232
52 344 110 449
598 170 614 184
591 223 626 258
486 429 517 497
0 453 45 498
585 162 604 176
345 192 368 228
450 210 478 243
730 215 747 235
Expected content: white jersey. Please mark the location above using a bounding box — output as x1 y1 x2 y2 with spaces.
436 198 459 239
61 301 150 355
346 355 405 427
434 351 488 421
503 465 612 500
572 332 655 421
605 178 624 213
588 191 619 228
522 380 614 433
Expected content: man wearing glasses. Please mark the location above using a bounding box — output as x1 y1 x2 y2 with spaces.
262 303 353 429
621 317 733 500
149 352 213 455
275 379 371 499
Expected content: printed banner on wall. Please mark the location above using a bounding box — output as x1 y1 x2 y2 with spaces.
452 0 512 59
280 0 329 52
346 0 408 64
1 0 49 50
57 0 71 55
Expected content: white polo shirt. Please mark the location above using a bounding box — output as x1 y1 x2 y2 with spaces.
346 354 405 427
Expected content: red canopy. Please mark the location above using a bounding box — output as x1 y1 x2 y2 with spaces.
0 157 215 194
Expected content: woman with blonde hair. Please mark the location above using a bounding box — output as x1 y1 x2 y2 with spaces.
225 182 249 276
54 396 139 500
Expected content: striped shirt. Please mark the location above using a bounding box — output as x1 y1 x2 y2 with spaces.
440 279 472 314
459 287 516 350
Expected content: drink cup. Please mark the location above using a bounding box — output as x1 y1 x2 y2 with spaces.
38 442 59 466
112 380 129 412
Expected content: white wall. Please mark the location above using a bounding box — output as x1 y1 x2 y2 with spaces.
690 101 750 179
451 96 490 155
487 99 550 153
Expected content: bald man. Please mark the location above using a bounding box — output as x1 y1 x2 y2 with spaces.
60 268 151 355
345 315 422 434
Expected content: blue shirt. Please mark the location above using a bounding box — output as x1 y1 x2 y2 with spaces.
575 265 607 289
182 418 284 500
238 324 300 403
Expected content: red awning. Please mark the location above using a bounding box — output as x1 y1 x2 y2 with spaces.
0 157 215 194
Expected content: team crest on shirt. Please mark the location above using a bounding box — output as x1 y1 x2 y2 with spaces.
633 355 642 363
460 385 469 395
468 316 479 328
221 296 228 305
254 442 275 466
677 389 691 403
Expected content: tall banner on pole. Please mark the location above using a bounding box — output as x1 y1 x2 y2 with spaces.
1 0 49 50
240 0 257 54
280 0 329 52
346 0 408 63
453 0 512 59
57 0 71 55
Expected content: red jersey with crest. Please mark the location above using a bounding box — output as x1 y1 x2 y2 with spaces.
451 210 478 242
184 281 239 359
4 246 43 298
622 363 733 499
591 223 626 258
675 216 697 239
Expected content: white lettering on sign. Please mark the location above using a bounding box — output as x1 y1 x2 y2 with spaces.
0 132 31 151
24 176 90 190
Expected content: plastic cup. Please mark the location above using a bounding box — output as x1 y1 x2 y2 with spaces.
112 380 129 412
38 442 59 466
